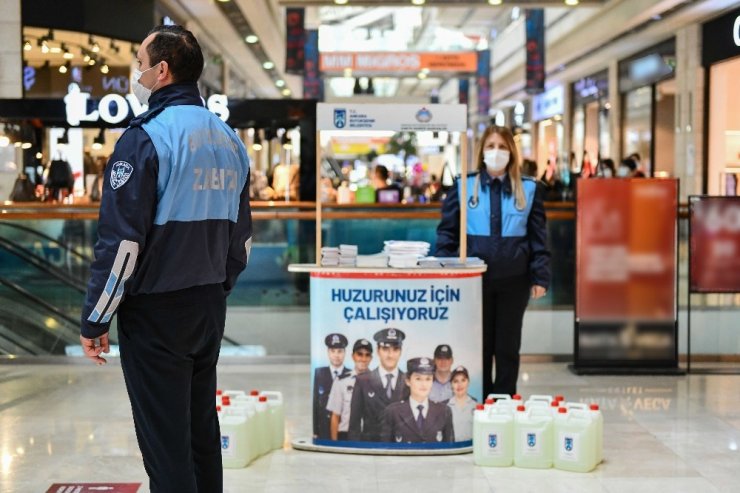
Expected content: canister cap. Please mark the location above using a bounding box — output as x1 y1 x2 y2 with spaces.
250 390 260 396
259 396 267 402
222 396 231 405
512 394 522 400
517 405 525 412
554 395 565 401
590 404 600 411
558 407 567 414
476 404 485 411
485 398 494 405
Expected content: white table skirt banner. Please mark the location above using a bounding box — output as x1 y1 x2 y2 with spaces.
309 269 483 450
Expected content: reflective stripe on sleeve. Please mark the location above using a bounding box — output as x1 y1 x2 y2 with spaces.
88 240 139 323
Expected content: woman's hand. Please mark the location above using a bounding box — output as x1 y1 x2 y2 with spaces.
530 285 547 300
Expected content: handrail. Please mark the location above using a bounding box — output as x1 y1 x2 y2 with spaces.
0 237 87 293
0 276 83 353
0 220 92 262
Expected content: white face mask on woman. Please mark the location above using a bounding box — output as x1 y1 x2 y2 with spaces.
131 63 161 106
483 149 510 174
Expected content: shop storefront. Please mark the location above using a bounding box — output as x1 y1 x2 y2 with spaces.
570 70 610 173
618 39 676 177
532 85 565 178
703 6 740 196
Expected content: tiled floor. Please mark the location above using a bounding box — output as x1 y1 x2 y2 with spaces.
1 360 739 492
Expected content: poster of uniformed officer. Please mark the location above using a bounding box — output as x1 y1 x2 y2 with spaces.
313 333 351 440
381 357 454 443
348 328 407 442
309 272 482 449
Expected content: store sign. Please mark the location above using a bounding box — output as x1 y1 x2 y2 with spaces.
734 15 740 46
317 103 467 132
702 7 740 66
319 52 478 74
532 85 564 121
63 83 229 126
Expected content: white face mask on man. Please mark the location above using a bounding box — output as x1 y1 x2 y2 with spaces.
131 63 162 106
483 149 510 174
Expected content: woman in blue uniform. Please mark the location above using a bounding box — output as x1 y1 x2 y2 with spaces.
435 125 550 398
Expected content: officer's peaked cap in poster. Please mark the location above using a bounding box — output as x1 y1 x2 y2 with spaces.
407 357 435 375
324 333 348 349
373 328 406 347
450 365 469 380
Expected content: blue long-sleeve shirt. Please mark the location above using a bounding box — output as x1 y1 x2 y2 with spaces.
81 83 252 338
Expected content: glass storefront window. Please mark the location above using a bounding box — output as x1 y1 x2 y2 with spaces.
653 79 676 178
622 86 652 173
708 56 740 195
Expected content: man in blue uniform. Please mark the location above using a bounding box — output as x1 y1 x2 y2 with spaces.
381 357 454 444
313 332 350 440
79 25 252 493
348 328 407 442
429 344 454 403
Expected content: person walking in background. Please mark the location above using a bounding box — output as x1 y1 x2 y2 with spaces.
79 25 252 493
435 125 550 398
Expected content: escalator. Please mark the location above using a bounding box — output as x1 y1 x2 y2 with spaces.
0 220 241 355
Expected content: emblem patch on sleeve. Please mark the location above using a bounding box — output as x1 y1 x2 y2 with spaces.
110 161 134 190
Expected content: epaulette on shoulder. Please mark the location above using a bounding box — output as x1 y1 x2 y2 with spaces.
128 106 166 128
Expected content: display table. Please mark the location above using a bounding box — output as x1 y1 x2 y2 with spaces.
288 263 486 455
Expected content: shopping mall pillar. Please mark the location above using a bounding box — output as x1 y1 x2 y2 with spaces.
0 0 22 98
675 24 704 199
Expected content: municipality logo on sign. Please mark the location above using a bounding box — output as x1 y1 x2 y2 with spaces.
527 433 536 447
221 436 230 450
488 433 497 448
110 161 133 190
334 108 347 128
415 107 432 123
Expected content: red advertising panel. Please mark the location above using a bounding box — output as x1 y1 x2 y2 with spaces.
577 179 677 320
689 196 740 293
575 179 678 366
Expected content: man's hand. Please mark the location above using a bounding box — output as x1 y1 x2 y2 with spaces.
531 285 547 300
80 334 110 365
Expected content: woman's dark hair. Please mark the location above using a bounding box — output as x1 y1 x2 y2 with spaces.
146 25 204 83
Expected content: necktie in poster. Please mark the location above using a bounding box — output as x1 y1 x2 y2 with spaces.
525 9 546 95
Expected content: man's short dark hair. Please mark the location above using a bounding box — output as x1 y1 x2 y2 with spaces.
146 25 204 83
375 165 389 181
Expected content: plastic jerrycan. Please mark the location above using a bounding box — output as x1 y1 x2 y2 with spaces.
514 405 553 469
473 403 514 467
553 407 597 473
219 402 251 468
260 391 285 450
589 404 603 464
526 395 553 407
255 396 271 457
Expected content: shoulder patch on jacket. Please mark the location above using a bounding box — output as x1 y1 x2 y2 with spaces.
110 161 133 189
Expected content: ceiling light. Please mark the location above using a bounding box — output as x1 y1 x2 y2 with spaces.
92 42 100 53
334 0 348 4
83 54 91 63
411 0 425 5
343 68 353 78
50 45 62 54
0 136 9 147
100 63 109 74
281 88 291 97
565 0 579 5
263 61 274 70
62 45 73 59
92 129 105 150
88 58 96 66
35 152 43 159
23 40 32 51
59 62 69 74
245 35 259 44
275 80 285 87
489 0 503 4
21 142 32 149
41 41 49 54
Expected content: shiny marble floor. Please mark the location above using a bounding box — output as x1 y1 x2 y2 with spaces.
1 361 739 493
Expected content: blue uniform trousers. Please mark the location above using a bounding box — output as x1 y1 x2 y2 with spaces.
118 283 225 493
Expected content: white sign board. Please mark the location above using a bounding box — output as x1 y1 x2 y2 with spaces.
317 103 467 132
532 85 564 122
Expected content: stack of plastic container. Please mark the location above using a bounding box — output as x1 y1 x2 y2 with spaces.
473 393 602 472
216 389 285 468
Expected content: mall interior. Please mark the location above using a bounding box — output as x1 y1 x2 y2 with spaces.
1 0 740 491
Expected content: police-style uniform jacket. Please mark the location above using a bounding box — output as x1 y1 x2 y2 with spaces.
348 367 407 442
313 365 350 439
80 83 252 338
435 172 550 288
380 399 454 444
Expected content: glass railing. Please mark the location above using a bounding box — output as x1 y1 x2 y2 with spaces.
4 201 735 356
